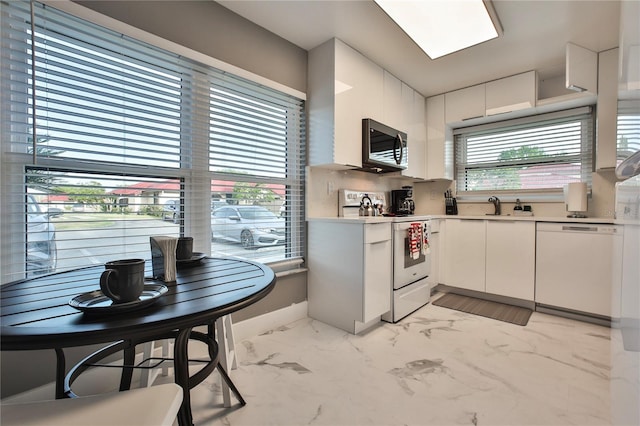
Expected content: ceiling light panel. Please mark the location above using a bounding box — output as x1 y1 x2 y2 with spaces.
374 0 501 59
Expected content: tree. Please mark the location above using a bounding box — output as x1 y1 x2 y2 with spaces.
232 182 276 205
58 182 106 205
498 146 546 162
474 146 548 191
26 135 65 187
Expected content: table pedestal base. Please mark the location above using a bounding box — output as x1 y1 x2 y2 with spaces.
59 326 245 426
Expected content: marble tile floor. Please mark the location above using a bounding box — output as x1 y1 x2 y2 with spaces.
8 295 636 426
164 299 624 426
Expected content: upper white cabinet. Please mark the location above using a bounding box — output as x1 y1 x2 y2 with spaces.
485 221 535 301
444 71 538 125
383 71 404 131
618 0 640 94
402 89 427 180
445 84 486 124
566 42 598 94
538 43 598 107
308 38 426 178
426 95 453 180
596 48 619 170
308 38 384 169
485 71 537 116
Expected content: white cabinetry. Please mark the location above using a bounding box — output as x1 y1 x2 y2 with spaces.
426 94 453 180
308 221 392 334
596 48 619 170
444 72 538 125
308 38 384 169
485 71 537 116
426 219 441 288
402 89 427 180
445 84 486 124
383 71 403 131
618 0 640 93
485 221 535 300
566 42 598 94
443 219 486 292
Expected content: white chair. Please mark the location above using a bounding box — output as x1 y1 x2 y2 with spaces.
137 315 238 407
139 339 170 387
216 314 238 407
1 383 183 426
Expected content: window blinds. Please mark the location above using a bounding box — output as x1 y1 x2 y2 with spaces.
0 1 305 282
617 99 640 161
454 107 594 193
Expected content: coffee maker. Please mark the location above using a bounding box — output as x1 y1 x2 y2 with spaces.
390 186 415 215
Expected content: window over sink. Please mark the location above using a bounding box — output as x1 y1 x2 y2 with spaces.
454 107 594 198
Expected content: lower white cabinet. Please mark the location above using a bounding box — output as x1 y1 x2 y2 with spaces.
443 219 535 301
485 221 535 300
308 221 392 334
426 219 441 288
443 219 486 292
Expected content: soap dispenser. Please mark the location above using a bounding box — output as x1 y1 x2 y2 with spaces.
514 198 523 211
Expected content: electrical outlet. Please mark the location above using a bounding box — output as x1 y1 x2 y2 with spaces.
327 181 334 195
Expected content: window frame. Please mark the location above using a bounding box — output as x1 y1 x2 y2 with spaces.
0 0 306 283
453 106 595 202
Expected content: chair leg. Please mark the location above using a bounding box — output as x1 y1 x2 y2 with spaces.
161 339 170 377
140 339 170 387
139 341 154 387
216 315 238 407
217 364 246 406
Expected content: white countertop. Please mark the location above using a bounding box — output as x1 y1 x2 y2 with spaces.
307 215 619 224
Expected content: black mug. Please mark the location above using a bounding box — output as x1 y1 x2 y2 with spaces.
100 259 145 303
176 237 194 260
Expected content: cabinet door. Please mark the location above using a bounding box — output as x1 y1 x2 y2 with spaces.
383 70 403 130
334 39 384 167
485 221 535 300
566 42 597 94
485 71 536 116
595 48 619 170
426 233 440 288
363 239 392 322
403 89 427 179
443 219 486 292
426 95 453 180
445 84 485 124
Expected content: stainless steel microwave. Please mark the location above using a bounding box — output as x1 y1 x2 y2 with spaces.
362 118 407 173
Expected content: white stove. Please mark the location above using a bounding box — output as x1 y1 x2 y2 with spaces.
382 216 431 322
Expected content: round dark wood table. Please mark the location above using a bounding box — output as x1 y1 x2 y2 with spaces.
1 257 276 426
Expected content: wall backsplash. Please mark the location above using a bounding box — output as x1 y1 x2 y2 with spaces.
307 167 618 219
307 167 415 217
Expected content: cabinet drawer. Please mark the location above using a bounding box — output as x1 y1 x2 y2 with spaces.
364 223 391 243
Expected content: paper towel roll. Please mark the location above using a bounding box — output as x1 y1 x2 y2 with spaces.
564 182 588 213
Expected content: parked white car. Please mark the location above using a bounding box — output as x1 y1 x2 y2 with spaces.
26 194 57 275
211 205 285 249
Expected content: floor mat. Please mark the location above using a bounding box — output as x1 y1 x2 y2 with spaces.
432 293 532 326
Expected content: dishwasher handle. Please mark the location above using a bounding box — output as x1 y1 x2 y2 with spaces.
561 225 599 232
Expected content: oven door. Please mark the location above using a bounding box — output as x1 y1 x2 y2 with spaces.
393 221 431 289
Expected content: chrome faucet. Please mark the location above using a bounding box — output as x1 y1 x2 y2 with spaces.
488 196 501 215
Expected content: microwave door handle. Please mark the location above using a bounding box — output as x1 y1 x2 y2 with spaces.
394 133 404 165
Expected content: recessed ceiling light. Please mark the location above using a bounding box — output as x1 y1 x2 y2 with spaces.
374 0 503 59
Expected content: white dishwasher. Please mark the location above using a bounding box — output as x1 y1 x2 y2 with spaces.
535 222 623 318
